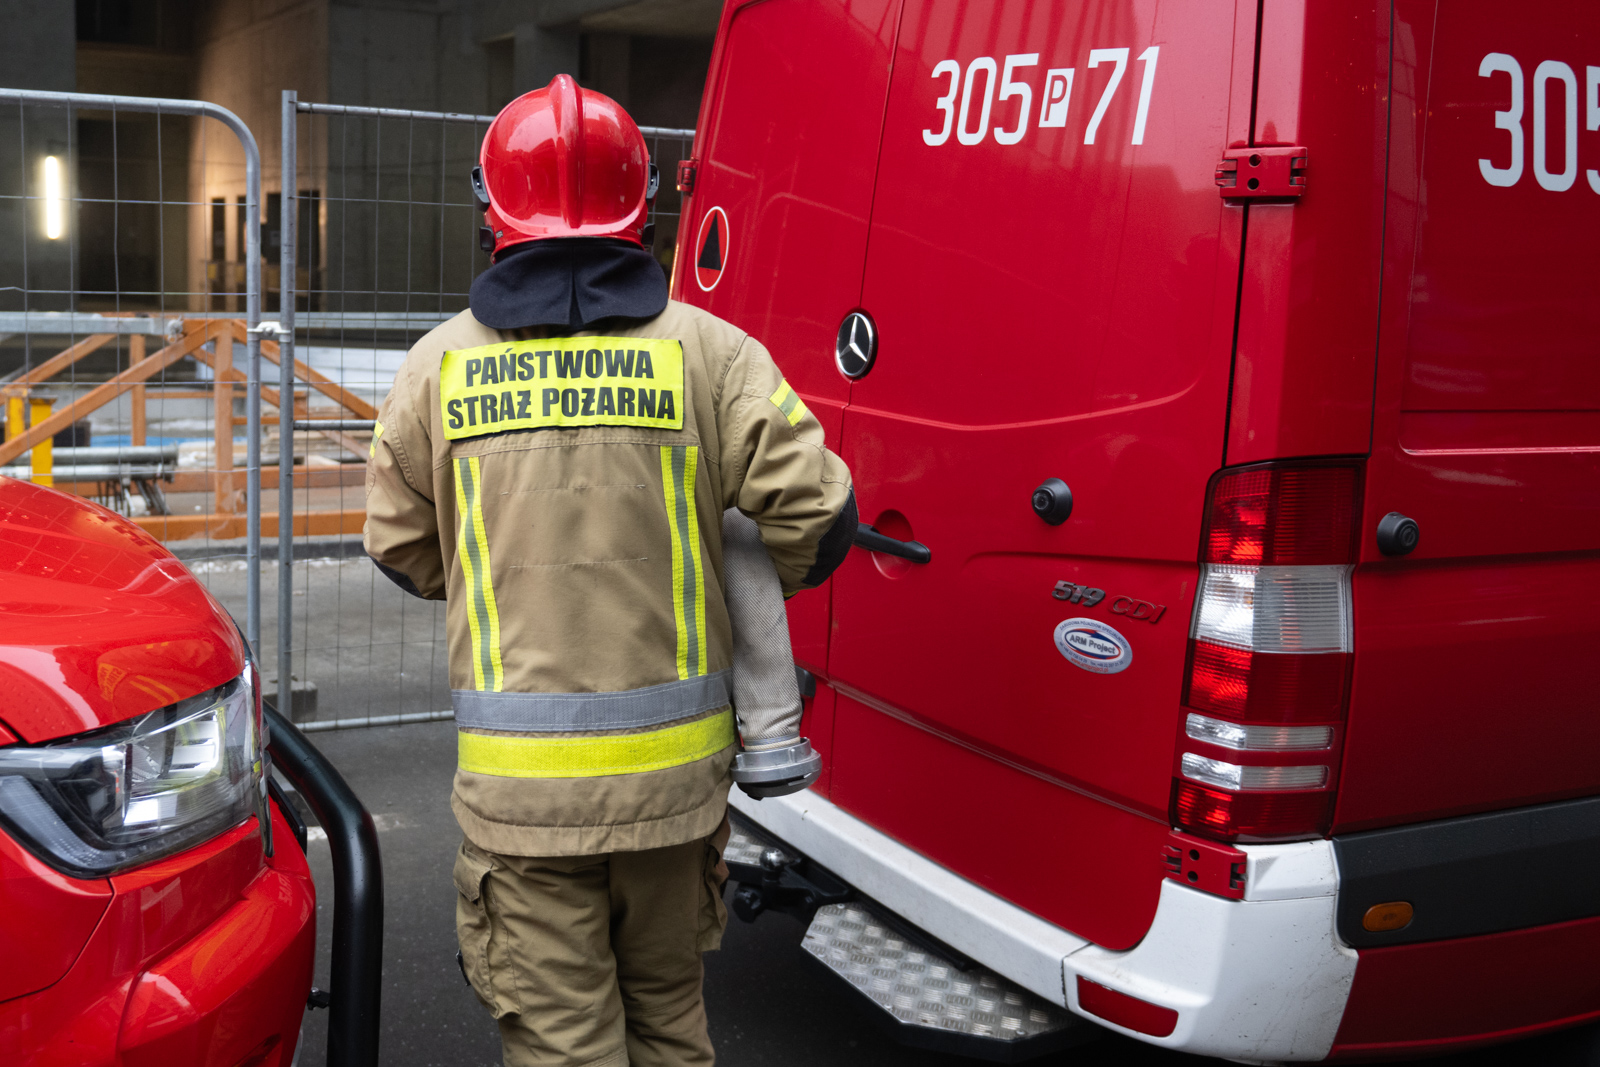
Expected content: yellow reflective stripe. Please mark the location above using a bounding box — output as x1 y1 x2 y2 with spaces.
661 447 688 680
660 445 707 680
458 709 736 778
684 447 707 676
769 380 807 427
369 420 384 458
454 456 503 691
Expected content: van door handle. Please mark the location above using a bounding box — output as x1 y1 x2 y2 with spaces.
853 525 931 564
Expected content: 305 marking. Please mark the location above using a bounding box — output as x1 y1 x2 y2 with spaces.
923 47 1160 149
1478 52 1600 192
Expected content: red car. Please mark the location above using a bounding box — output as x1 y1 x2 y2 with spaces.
0 476 330 1066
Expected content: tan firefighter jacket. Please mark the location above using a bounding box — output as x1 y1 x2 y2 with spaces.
364 301 852 857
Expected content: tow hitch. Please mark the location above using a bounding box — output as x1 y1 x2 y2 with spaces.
725 819 851 923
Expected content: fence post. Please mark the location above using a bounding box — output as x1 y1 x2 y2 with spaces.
279 89 299 722
244 119 263 656
215 326 235 513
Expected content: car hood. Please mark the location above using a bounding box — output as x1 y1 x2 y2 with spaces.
0 477 244 743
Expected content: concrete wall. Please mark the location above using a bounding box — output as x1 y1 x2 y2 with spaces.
0 0 77 92
0 0 711 337
192 0 329 312
0 1 78 337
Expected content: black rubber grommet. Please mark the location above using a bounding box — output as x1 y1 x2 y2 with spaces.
1032 478 1073 525
1376 512 1420 556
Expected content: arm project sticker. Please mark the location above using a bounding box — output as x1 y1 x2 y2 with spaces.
1054 618 1132 675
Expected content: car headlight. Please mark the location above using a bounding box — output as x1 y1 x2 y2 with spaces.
0 670 262 878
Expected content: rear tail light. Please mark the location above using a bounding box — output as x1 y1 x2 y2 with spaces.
1184 713 1332 751
1172 461 1360 843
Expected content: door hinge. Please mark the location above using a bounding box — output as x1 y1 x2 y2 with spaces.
1215 145 1307 202
676 158 698 194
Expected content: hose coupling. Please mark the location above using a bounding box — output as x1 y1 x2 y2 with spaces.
731 735 821 799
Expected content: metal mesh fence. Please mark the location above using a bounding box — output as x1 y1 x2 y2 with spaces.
275 94 694 727
0 88 266 650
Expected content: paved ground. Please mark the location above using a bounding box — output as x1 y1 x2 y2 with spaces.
282 720 1595 1067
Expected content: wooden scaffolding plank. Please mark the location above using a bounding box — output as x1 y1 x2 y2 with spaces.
0 322 220 467
0 334 116 397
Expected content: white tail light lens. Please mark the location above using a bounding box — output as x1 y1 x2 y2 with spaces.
1185 713 1333 752
1192 564 1352 653
1181 753 1329 792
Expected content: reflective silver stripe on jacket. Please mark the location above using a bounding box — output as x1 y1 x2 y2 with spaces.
452 670 732 732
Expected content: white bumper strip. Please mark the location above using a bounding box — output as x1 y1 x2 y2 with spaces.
727 789 1090 1002
730 789 1356 1062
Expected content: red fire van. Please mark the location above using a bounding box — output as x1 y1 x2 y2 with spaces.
677 0 1600 1059
0 476 314 1066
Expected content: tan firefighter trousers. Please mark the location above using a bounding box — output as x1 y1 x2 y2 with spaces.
453 819 731 1067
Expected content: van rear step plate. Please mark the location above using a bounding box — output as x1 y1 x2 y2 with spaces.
802 903 1094 1062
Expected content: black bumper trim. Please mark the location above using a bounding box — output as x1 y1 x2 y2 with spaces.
1333 794 1600 948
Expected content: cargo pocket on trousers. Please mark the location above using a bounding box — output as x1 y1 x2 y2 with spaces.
453 841 517 1018
697 814 732 953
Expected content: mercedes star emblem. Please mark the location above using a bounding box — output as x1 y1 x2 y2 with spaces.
835 311 877 379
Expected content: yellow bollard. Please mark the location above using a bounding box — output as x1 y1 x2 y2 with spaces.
4 394 22 442
29 396 53 487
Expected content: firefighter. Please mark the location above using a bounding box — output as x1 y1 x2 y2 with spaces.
364 74 856 1067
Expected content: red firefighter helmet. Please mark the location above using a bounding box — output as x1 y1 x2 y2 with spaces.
474 74 657 259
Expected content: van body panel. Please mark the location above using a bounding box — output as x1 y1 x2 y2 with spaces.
675 0 900 672
1226 1 1390 466
829 692 1166 950
1339 0 1600 833
824 0 1250 944
800 678 840 797
1330 912 1600 1057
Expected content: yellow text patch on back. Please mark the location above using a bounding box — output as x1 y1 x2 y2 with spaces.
440 337 685 440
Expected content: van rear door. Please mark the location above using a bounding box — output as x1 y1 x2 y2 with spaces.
1341 2 1600 832
824 1 1255 949
676 0 901 677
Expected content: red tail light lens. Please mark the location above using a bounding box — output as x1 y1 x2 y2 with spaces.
1184 642 1348 723
1172 781 1336 842
1173 461 1362 843
1204 464 1359 565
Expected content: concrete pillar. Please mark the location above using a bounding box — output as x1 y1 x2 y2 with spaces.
584 33 631 106
514 23 580 92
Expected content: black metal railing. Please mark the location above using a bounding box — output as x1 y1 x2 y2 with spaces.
266 703 384 1067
